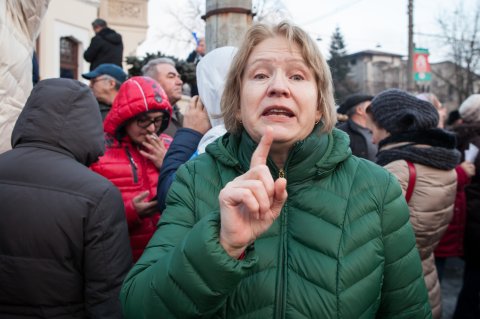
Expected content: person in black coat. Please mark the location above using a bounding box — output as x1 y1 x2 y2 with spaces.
0 78 133 318
84 18 123 71
453 94 480 319
186 37 205 65
337 93 377 161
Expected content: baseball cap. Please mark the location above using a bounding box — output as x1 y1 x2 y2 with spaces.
82 63 127 83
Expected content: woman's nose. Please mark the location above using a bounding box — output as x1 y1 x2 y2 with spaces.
146 122 156 133
267 73 290 97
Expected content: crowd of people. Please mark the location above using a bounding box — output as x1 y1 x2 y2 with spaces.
0 10 479 319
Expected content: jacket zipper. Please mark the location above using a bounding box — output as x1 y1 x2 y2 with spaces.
125 147 138 183
275 168 288 319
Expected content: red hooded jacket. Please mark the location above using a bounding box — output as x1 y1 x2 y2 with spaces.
91 76 173 261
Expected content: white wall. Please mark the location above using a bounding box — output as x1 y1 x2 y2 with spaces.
38 0 98 81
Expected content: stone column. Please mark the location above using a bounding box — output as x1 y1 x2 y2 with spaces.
204 0 253 52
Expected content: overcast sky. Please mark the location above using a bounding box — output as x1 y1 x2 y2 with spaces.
140 0 479 63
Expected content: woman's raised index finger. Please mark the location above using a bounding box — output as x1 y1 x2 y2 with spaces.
250 126 273 168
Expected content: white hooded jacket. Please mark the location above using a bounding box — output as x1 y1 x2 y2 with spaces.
0 0 49 154
195 46 238 154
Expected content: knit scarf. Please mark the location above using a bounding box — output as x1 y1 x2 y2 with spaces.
376 128 461 170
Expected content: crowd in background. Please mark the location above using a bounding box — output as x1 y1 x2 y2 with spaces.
1 3 480 319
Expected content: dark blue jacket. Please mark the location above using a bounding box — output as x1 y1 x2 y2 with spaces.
157 128 202 211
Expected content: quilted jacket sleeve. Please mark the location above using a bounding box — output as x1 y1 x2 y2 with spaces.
121 161 257 318
85 185 133 318
157 128 202 211
8 0 49 42
376 173 432 318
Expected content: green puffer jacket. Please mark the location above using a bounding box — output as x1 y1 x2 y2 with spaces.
121 127 431 319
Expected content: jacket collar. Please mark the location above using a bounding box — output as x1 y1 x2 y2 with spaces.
206 125 351 183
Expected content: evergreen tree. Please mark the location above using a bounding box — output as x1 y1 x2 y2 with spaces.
327 27 357 101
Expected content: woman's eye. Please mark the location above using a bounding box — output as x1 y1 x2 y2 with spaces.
253 73 268 80
291 74 304 81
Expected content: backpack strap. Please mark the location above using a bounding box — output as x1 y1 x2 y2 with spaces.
405 160 416 203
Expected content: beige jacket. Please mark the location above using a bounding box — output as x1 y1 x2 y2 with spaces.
0 0 49 154
385 158 456 319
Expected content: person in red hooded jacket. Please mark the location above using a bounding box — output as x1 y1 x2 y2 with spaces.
91 76 173 261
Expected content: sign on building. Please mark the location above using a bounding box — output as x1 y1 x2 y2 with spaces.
413 48 431 82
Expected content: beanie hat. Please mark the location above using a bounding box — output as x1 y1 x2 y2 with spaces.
459 94 480 123
337 94 374 114
369 88 439 134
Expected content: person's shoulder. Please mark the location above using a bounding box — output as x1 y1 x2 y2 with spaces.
186 50 197 62
342 155 392 186
182 149 217 171
336 120 349 131
77 163 117 187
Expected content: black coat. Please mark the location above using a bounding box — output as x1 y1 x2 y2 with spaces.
0 79 132 318
337 119 377 161
454 123 480 266
84 27 123 70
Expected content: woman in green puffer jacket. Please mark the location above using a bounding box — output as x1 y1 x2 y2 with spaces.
120 21 431 319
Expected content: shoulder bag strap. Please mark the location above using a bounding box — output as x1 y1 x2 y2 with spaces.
405 160 416 203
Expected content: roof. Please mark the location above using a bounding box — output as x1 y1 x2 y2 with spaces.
345 50 405 59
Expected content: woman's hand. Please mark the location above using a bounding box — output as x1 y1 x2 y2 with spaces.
132 191 158 217
460 161 476 178
218 127 288 258
140 134 167 169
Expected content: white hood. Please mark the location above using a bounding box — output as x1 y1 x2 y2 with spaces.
196 46 238 153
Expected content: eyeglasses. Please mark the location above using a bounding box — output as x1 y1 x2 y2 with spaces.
136 115 165 129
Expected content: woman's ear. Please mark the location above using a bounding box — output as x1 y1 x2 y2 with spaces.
235 108 242 122
315 107 322 123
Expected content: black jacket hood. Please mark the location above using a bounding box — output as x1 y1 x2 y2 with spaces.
99 27 122 45
11 78 105 166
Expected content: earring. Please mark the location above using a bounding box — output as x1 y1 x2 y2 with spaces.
315 120 319 125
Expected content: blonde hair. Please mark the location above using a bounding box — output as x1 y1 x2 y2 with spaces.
221 21 336 134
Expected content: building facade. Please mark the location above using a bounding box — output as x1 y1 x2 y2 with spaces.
344 50 480 110
37 0 148 81
346 50 406 94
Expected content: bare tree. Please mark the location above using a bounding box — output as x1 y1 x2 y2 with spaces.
437 1 480 102
158 0 206 55
252 0 292 23
150 0 291 58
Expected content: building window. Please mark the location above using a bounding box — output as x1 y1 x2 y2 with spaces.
60 36 78 79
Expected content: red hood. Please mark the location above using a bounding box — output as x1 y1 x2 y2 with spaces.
104 76 172 135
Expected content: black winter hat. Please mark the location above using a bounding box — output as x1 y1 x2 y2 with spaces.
337 94 374 114
369 88 439 134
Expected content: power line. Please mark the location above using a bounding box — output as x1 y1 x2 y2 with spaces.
300 0 370 26
415 32 480 43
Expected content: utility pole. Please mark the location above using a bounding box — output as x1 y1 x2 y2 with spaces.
203 0 253 53
407 0 414 92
